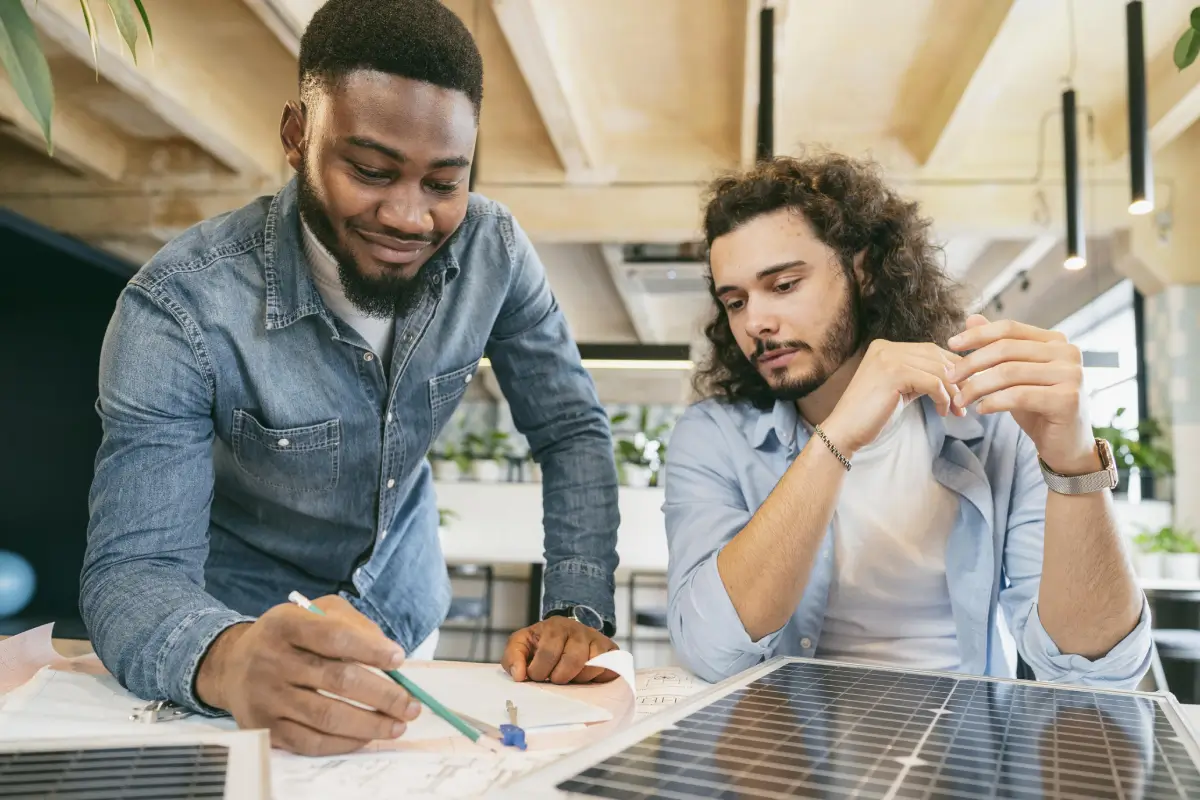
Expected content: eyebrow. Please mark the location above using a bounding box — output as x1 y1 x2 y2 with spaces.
714 260 807 297
344 136 471 170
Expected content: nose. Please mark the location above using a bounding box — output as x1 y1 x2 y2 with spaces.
743 300 779 341
377 183 434 237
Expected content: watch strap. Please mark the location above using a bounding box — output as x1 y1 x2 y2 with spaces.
1038 438 1118 495
544 606 615 637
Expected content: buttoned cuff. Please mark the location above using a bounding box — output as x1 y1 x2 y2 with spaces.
1020 594 1153 689
542 557 617 633
160 608 257 716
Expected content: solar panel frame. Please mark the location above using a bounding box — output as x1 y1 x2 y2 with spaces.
493 656 1200 800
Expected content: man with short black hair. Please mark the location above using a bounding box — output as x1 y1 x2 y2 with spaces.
665 153 1152 689
83 0 620 756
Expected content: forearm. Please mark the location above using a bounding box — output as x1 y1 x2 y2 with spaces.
1039 476 1142 659
537 415 620 622
717 438 847 640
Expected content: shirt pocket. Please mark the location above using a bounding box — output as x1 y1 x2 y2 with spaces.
231 409 342 494
429 361 479 433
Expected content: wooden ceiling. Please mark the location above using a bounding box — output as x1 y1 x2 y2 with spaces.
2 0 1197 401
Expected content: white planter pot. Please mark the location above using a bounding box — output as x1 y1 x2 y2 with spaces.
1163 553 1200 580
431 459 461 482
470 459 504 483
623 464 653 488
1133 552 1163 580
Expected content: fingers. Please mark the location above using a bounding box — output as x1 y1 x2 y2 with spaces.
279 684 409 744
526 625 569 682
573 640 621 684
502 628 536 682
288 648 420 723
950 339 1079 384
270 718 372 757
549 634 593 685
279 605 406 671
898 365 953 417
948 318 1065 352
956 362 1080 409
975 385 1074 416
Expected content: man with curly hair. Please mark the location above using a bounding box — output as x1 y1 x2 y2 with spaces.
665 153 1152 689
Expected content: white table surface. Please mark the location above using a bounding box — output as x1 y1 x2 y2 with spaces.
435 481 670 573
1138 577 1200 593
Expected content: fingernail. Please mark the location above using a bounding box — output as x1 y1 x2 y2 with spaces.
953 392 964 407
406 700 422 719
392 721 406 738
508 665 517 679
390 648 406 668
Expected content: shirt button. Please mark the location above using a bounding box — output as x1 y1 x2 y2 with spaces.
403 332 413 342
277 438 290 447
801 637 812 649
363 352 374 362
386 478 395 488
386 412 393 423
433 274 442 284
464 373 473 384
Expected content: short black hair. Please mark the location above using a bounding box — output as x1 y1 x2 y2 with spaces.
299 0 484 116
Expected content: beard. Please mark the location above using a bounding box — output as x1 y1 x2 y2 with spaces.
757 282 863 402
296 162 432 319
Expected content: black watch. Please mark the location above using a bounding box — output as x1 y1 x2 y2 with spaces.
545 605 614 637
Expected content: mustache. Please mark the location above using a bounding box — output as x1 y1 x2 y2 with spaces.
753 338 812 362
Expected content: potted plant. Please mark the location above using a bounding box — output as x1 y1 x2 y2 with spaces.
1132 526 1200 580
464 430 510 482
429 442 470 482
1092 408 1173 497
611 407 670 488
438 508 458 528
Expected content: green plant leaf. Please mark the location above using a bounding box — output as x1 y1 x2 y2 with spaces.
105 0 138 61
78 1 99 78
1192 6 1200 30
131 0 151 46
1176 27 1200 70
0 1 54 152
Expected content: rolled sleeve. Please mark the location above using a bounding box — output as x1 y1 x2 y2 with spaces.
664 405 782 683
486 212 619 626
1017 596 1153 689
999 429 1153 689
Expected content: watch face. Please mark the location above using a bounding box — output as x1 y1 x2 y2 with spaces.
571 605 604 632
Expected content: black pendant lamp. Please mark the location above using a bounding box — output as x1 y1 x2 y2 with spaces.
755 6 775 162
1062 88 1086 270
1126 1 1154 215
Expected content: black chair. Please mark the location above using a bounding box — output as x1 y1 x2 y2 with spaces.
1152 629 1200 702
445 564 494 662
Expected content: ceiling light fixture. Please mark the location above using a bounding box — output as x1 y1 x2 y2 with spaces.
1125 2 1154 216
1062 87 1086 270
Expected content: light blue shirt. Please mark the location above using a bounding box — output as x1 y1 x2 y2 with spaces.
663 395 1153 688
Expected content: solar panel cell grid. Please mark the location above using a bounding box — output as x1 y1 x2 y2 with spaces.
556 660 1200 800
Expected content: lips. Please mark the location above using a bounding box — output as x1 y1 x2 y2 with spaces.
355 229 431 265
757 348 800 368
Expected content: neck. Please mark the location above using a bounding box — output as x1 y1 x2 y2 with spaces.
796 350 864 425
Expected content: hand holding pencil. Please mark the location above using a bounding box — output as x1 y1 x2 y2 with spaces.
194 594 422 756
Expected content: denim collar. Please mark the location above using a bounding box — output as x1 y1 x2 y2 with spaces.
262 176 462 332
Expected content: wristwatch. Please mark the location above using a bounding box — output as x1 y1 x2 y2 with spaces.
1038 438 1119 495
544 605 614 637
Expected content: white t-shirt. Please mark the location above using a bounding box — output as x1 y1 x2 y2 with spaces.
814 400 963 672
301 219 395 365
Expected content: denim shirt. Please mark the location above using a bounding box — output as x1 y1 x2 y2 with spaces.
82 178 620 712
664 396 1153 689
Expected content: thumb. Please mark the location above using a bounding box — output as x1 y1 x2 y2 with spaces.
502 628 535 682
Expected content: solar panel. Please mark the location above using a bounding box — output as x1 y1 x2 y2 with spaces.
498 657 1200 800
0 743 229 800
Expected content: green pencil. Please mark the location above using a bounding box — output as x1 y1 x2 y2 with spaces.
287 591 499 750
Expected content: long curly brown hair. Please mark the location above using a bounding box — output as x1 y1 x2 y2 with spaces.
694 152 967 410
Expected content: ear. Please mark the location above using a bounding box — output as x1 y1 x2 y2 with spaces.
280 100 307 173
851 250 870 294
